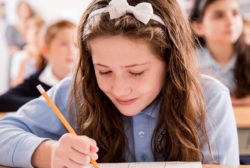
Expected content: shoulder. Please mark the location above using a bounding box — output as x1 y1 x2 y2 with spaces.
46 76 73 104
6 24 16 32
199 75 239 164
200 74 229 96
195 47 213 66
52 76 73 93
199 74 231 108
199 74 232 126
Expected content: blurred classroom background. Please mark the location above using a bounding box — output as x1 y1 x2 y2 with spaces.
0 0 88 94
1 0 250 94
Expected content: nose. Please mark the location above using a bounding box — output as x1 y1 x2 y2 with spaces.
110 75 132 98
226 14 234 26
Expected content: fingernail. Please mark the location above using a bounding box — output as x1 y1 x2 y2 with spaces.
85 156 90 164
92 153 98 160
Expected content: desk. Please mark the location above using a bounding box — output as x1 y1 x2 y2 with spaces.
203 165 250 168
234 106 250 155
234 106 250 129
0 165 249 168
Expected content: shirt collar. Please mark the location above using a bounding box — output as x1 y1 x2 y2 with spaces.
204 47 236 72
38 65 60 86
137 96 162 119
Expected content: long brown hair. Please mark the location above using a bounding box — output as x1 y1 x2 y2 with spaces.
234 35 250 98
70 0 211 162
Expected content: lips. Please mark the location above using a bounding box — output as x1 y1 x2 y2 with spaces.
115 98 137 105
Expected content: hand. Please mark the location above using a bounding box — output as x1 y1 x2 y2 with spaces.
51 133 99 168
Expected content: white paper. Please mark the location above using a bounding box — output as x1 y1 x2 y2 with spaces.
85 162 202 168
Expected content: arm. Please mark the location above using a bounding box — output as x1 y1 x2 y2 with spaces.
0 78 72 167
5 25 23 55
0 71 49 112
200 76 239 165
11 52 31 87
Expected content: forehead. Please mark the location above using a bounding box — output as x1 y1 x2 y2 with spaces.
205 0 240 13
89 35 162 66
54 28 75 38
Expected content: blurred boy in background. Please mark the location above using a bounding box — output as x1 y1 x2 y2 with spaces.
0 19 77 112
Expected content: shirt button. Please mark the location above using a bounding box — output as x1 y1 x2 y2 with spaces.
138 131 145 138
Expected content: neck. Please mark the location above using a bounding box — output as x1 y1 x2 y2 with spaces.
52 67 68 80
206 41 235 67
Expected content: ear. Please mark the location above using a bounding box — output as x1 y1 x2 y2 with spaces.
40 44 49 60
191 21 204 37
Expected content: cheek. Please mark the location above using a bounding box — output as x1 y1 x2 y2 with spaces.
136 75 164 95
95 76 110 93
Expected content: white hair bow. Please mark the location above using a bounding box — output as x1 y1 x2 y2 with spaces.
88 0 164 25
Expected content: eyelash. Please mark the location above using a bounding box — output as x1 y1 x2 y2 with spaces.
99 71 111 75
98 71 144 77
130 72 144 76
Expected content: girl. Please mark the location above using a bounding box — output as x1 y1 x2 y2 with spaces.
10 16 45 87
0 19 77 112
190 0 250 106
0 0 239 167
5 0 37 55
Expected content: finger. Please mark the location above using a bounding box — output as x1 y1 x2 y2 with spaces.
90 152 98 161
89 138 97 146
71 136 98 155
89 139 99 153
67 147 92 165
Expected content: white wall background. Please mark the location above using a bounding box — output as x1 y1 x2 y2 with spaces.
5 0 90 23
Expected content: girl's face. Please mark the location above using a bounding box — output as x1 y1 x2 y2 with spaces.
90 35 166 116
18 3 32 20
26 26 40 45
197 0 243 44
45 28 77 79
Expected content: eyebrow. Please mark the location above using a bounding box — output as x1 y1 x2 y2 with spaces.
94 62 150 68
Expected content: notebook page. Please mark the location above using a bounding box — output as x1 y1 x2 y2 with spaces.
85 162 202 168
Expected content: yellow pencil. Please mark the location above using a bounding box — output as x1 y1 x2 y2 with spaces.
37 84 99 168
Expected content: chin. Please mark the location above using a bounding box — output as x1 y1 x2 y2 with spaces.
117 107 143 117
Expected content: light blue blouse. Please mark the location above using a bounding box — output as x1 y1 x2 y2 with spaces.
0 75 239 167
196 47 236 93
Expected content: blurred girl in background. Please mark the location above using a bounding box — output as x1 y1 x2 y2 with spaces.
10 16 46 87
0 19 77 112
5 0 37 55
190 0 250 106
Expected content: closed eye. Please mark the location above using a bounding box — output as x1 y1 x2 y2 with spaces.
130 71 144 76
99 71 111 75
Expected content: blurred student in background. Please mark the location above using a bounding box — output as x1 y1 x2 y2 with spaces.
5 0 37 56
190 0 250 106
10 16 46 87
0 19 77 112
